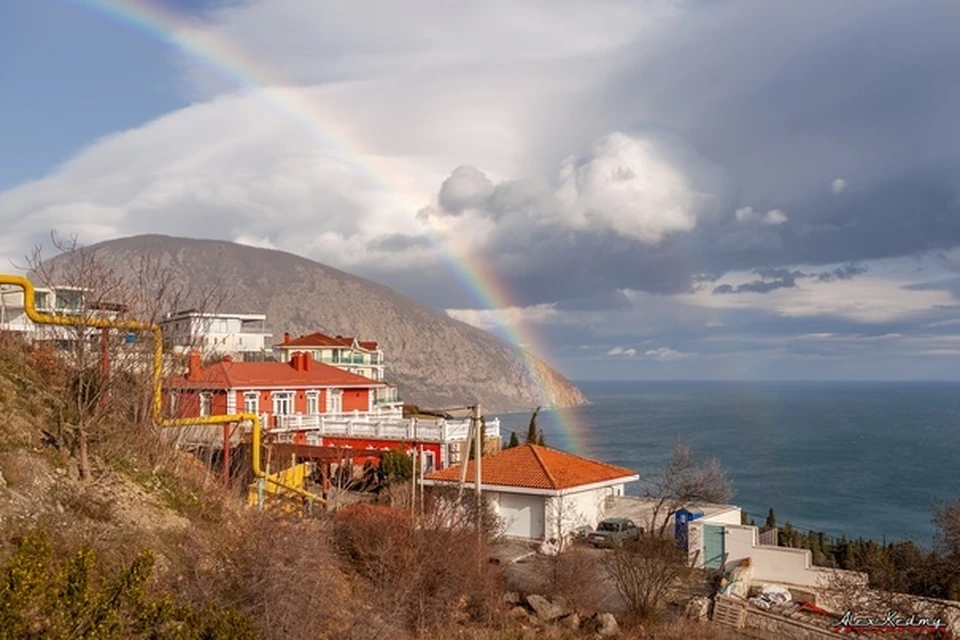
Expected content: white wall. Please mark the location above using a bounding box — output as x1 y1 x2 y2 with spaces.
701 507 742 526
691 522 841 589
544 484 625 542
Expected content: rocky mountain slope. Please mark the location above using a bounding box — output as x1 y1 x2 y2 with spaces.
46 235 587 413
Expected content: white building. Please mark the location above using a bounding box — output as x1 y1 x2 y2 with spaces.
0 284 120 343
160 310 271 360
422 444 639 540
275 331 385 382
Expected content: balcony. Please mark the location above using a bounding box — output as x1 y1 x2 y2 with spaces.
262 410 500 444
373 395 402 405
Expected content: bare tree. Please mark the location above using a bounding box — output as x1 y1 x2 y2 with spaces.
545 494 589 553
23 231 230 481
643 439 733 537
601 536 693 621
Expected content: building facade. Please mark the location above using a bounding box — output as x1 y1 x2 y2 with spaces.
160 309 272 360
0 284 122 344
276 332 385 382
164 351 498 471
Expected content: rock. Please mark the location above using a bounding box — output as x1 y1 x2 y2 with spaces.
586 612 619 637
508 606 529 620
0 469 6 489
559 612 580 630
55 501 65 514
685 596 711 621
503 591 521 605
525 594 565 622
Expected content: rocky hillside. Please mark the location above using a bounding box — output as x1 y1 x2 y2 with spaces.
44 234 587 413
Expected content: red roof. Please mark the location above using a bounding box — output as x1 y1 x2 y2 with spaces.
164 358 385 390
277 332 379 351
423 444 637 491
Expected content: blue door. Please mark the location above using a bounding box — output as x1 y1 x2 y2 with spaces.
702 524 725 569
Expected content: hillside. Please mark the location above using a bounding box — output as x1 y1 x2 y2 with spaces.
42 234 587 413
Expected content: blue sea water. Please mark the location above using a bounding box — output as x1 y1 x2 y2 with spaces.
492 380 960 546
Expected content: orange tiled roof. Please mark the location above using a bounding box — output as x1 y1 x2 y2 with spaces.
277 332 379 350
423 444 636 491
164 359 385 390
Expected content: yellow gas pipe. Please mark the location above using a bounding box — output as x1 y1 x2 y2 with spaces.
0 274 322 507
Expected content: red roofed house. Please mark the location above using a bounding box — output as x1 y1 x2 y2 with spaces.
422 444 638 541
163 351 499 472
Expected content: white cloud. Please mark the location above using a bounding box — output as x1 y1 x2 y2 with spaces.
645 347 695 361
445 304 558 330
735 206 788 226
832 178 848 194
606 346 637 357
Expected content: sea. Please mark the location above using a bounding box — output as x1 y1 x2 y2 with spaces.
492 380 960 546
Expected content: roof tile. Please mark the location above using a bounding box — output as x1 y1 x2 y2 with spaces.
424 444 636 491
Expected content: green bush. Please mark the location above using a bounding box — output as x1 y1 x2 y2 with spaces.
0 528 255 640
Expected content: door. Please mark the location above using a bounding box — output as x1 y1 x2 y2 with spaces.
702 524 726 569
498 493 546 539
328 389 342 414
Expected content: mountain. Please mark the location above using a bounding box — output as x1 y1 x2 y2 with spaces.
47 235 587 413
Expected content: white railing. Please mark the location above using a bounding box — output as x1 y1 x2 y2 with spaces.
263 411 500 444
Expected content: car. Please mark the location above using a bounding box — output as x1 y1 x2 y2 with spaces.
587 518 642 547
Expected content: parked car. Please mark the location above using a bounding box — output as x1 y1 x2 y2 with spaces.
587 518 642 547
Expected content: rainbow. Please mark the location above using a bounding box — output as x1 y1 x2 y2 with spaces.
71 0 588 452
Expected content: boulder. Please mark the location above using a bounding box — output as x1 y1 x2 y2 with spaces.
559 612 580 630
586 612 619 637
508 606 529 620
684 596 711 621
525 594 565 622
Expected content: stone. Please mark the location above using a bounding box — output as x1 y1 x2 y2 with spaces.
559 612 580 630
508 606 529 620
503 591 521 605
525 594 565 622
0 469 6 489
589 612 619 637
685 596 711 621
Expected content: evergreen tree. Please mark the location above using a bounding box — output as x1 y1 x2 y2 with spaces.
536 430 546 447
507 431 519 448
765 507 777 532
525 406 541 444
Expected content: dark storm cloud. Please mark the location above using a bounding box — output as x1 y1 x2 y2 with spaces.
409 1 960 308
713 268 804 295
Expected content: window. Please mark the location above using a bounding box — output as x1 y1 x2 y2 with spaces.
306 391 319 415
327 389 342 414
272 392 293 415
243 392 259 414
199 393 212 417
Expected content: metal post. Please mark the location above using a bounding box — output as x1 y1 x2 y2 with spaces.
257 477 265 510
474 403 483 558
222 422 231 488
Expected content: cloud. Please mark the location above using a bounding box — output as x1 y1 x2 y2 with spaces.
607 346 637 357
817 264 867 282
832 178 848 194
735 206 788 226
645 347 695 361
713 268 805 294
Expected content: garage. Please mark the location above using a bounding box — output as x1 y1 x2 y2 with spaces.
497 492 546 539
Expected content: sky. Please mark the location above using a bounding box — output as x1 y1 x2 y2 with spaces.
3 0 960 380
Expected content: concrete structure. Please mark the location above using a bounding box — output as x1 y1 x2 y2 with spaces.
161 309 271 360
164 350 498 470
276 331 386 382
422 445 638 540
687 520 862 590
604 496 741 535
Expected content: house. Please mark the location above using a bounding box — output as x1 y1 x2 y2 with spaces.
163 350 499 471
421 444 639 540
0 284 124 345
276 331 386 382
161 309 272 361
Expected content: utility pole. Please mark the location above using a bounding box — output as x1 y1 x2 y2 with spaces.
474 403 483 560
457 413 474 507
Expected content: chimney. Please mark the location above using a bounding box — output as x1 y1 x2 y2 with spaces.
283 332 291 344
290 351 308 372
188 351 202 380
303 353 312 372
